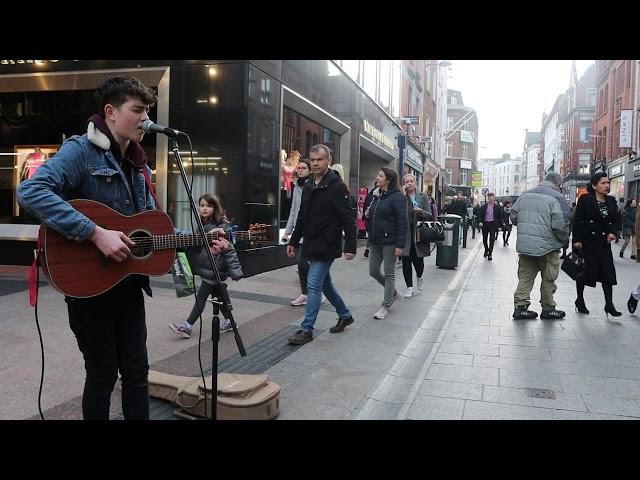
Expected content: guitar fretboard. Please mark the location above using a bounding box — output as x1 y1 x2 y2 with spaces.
150 231 265 250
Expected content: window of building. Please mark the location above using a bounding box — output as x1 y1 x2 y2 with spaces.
446 141 453 158
363 60 377 100
449 95 458 105
447 116 454 131
461 144 468 159
379 60 391 109
586 88 596 107
391 60 402 118
460 171 468 184
604 85 609 113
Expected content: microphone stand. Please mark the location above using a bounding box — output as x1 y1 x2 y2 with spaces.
169 136 246 421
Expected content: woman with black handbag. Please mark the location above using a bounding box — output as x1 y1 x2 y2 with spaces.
572 172 622 317
400 174 431 298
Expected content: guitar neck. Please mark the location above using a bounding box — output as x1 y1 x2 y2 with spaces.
152 231 262 250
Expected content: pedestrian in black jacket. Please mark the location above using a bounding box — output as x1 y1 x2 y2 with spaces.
287 144 357 344
572 172 622 317
366 167 408 320
478 193 503 260
502 200 513 246
362 181 377 258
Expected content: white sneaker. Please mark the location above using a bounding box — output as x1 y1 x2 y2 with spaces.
403 287 414 298
220 318 233 333
374 306 388 319
417 278 424 290
291 294 308 306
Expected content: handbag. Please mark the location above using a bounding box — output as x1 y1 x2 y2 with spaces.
416 220 445 244
561 251 585 281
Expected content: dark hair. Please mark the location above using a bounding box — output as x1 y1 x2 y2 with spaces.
504 200 512 206
587 172 608 194
625 199 633 209
198 193 224 223
379 167 400 190
298 158 311 170
619 197 625 203
95 76 157 118
488 192 495 198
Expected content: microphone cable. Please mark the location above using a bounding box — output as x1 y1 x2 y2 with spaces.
34 259 45 420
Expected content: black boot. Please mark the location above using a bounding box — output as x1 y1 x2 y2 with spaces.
603 283 621 318
575 298 589 314
513 305 538 320
540 309 566 320
628 295 638 314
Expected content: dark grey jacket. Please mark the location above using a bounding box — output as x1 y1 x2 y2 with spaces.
186 220 243 283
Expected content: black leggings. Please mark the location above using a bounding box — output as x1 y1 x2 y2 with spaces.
503 225 512 243
576 281 614 305
402 239 424 288
186 280 231 326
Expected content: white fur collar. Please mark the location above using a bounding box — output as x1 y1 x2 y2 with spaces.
87 121 111 151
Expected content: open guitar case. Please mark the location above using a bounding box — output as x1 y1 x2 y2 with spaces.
134 371 281 420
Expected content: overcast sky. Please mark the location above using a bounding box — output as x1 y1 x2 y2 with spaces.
447 60 595 160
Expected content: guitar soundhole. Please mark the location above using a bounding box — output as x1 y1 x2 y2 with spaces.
129 229 153 259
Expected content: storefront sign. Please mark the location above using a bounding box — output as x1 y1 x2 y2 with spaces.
404 144 424 173
362 119 395 152
620 110 633 148
460 159 472 170
633 163 640 177
609 164 622 177
460 130 475 143
472 171 482 187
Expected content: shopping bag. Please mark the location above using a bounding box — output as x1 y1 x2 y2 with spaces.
171 252 195 297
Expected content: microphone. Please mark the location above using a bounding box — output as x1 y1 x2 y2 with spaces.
141 119 185 137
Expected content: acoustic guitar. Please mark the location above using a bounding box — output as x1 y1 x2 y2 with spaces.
38 199 270 298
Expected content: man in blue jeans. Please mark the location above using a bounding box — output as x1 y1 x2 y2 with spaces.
286 144 357 345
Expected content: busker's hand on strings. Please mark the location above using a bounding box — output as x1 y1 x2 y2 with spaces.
209 228 229 255
287 245 296 258
90 225 134 263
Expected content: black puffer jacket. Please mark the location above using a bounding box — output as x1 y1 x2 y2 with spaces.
367 187 408 248
186 220 243 283
290 169 357 260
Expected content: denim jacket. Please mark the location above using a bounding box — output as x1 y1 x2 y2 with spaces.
17 128 156 243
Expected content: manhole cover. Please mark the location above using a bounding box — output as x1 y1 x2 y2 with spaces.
526 388 556 399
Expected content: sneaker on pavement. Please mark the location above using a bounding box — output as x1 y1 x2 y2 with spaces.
220 318 233 333
329 316 354 333
403 287 414 298
628 294 638 314
169 321 192 338
417 277 424 290
287 329 313 345
373 306 388 319
291 294 308 306
540 309 565 320
512 306 538 320
363 248 370 258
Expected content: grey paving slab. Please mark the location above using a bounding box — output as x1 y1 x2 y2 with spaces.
277 396 351 420
498 344 552 361
387 355 426 379
558 373 640 399
531 392 588 412
443 332 489 343
581 394 640 417
463 400 555 420
439 341 500 357
406 395 466 420
419 379 483 401
482 385 535 407
473 355 530 370
426 363 499 386
352 398 404 420
367 374 417 404
433 352 474 366
553 410 633 420
487 335 573 350
499 367 563 391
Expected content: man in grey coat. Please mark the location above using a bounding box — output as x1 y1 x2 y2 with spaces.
510 172 571 320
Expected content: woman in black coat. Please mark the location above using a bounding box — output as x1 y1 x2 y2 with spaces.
572 172 622 317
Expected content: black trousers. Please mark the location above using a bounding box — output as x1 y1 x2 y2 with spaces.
66 280 149 420
402 234 424 288
186 279 231 326
482 221 497 254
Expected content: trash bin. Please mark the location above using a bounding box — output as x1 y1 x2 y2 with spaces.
436 214 462 269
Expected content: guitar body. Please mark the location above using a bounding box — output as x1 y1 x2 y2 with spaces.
40 199 176 298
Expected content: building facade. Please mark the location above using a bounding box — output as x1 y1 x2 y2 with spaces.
444 89 478 191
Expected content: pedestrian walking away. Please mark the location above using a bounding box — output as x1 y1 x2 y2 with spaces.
619 199 637 259
169 194 243 339
478 193 502 261
510 172 571 320
16 76 230 419
286 144 357 345
501 200 513 246
572 172 622 318
366 167 407 319
281 158 313 306
400 174 430 298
